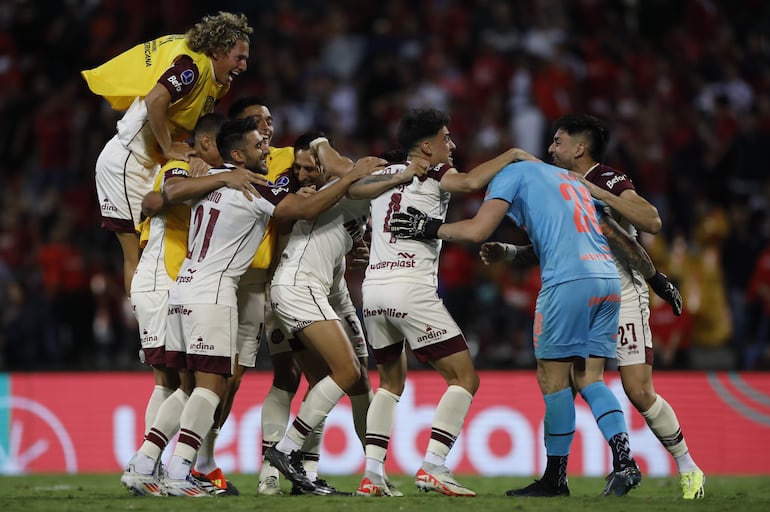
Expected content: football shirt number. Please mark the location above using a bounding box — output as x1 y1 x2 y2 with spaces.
560 183 601 234
187 206 221 262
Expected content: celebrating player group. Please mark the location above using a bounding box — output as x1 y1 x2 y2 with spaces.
82 10 703 501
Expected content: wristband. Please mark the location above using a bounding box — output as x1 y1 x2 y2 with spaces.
309 137 329 150
502 244 518 262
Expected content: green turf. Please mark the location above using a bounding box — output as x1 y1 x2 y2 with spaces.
0 474 768 512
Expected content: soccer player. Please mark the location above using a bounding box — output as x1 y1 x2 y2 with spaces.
122 116 379 497
355 108 532 498
82 12 253 295
122 113 264 496
258 134 391 496
389 159 643 498
224 97 367 495
547 114 704 499
264 132 427 494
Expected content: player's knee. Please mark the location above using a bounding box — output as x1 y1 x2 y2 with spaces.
460 371 480 395
626 386 656 411
336 364 362 392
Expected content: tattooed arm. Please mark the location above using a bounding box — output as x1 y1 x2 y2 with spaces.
599 212 656 279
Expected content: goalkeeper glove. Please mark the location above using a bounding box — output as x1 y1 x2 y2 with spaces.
647 271 683 316
389 206 443 240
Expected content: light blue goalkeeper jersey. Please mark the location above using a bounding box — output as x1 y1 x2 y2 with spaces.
484 160 618 288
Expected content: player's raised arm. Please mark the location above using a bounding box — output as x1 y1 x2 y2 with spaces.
273 156 382 221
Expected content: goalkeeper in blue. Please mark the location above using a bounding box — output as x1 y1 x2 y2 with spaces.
390 159 642 498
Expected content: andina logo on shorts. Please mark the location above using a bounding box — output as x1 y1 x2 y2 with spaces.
189 337 214 352
417 326 448 343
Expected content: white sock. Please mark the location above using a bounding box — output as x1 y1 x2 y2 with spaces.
277 376 344 453
641 395 699 472
194 427 219 474
364 388 400 469
425 385 473 466
260 386 294 480
139 388 188 460
169 387 220 479
144 385 172 436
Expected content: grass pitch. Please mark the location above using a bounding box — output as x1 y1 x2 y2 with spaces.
1 473 768 512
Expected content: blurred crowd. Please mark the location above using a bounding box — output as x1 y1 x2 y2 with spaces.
1 0 769 371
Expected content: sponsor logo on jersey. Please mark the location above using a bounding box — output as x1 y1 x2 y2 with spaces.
580 252 613 262
293 320 312 331
369 259 416 270
588 293 621 306
417 325 448 343
605 175 627 189
180 69 195 85
167 75 183 92
168 305 193 315
270 186 290 196
140 330 159 346
203 96 215 113
101 198 118 214
268 176 291 187
362 307 408 318
189 336 214 352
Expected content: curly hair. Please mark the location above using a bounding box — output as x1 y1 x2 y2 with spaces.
186 12 253 57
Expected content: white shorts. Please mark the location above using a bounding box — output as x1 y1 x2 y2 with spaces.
615 293 653 366
331 286 367 359
167 303 237 375
362 282 466 364
95 135 159 232
236 267 269 367
130 290 169 366
264 290 294 356
271 283 340 334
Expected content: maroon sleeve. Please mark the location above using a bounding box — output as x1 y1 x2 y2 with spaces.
157 55 200 103
420 162 453 182
585 163 635 197
162 165 191 182
254 169 299 207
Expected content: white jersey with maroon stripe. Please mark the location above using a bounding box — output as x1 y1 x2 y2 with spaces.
169 166 278 307
271 178 370 291
365 162 453 288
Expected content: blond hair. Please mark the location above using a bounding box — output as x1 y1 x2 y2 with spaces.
186 12 253 56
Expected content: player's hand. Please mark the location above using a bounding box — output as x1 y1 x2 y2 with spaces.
141 191 165 218
403 156 430 180
510 148 541 162
295 186 317 198
348 156 387 181
389 206 443 240
573 173 611 201
222 167 268 200
348 239 370 269
480 242 508 264
189 156 211 178
165 141 197 162
648 271 683 316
